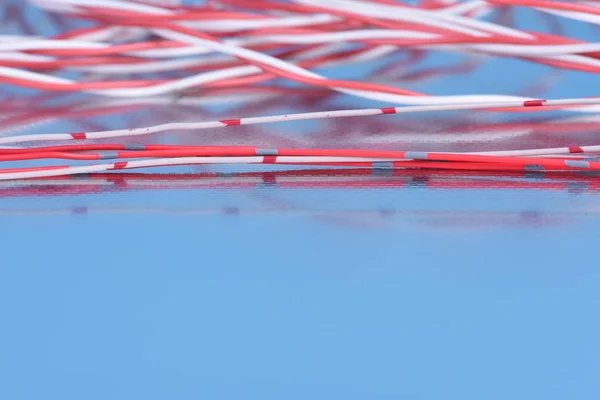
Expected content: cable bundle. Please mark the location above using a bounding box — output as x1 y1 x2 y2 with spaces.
3 0 600 179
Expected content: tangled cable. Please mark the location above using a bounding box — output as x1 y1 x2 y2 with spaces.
1 97 600 180
3 0 600 179
2 0 600 104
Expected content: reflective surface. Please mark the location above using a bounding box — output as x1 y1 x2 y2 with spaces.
1 3 600 399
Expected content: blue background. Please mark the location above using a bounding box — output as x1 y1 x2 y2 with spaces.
1 1 599 399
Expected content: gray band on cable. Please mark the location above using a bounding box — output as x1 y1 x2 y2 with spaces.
524 172 544 180
99 152 120 160
256 149 279 156
566 181 589 192
565 160 591 169
125 144 146 151
256 182 277 188
404 151 428 160
72 173 90 180
524 164 544 171
372 161 394 169
373 167 394 176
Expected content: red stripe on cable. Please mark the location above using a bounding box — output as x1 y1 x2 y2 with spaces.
569 146 584 153
220 119 241 126
71 132 87 140
112 162 128 170
523 100 546 107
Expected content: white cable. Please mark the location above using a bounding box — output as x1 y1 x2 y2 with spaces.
152 27 600 107
474 145 600 157
11 0 600 110
180 14 339 31
243 29 438 44
294 0 533 39
2 97 600 145
0 156 403 181
436 0 488 15
1 28 599 105
533 7 600 26
0 92 279 137
28 0 173 15
467 42 600 56
6 29 600 60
